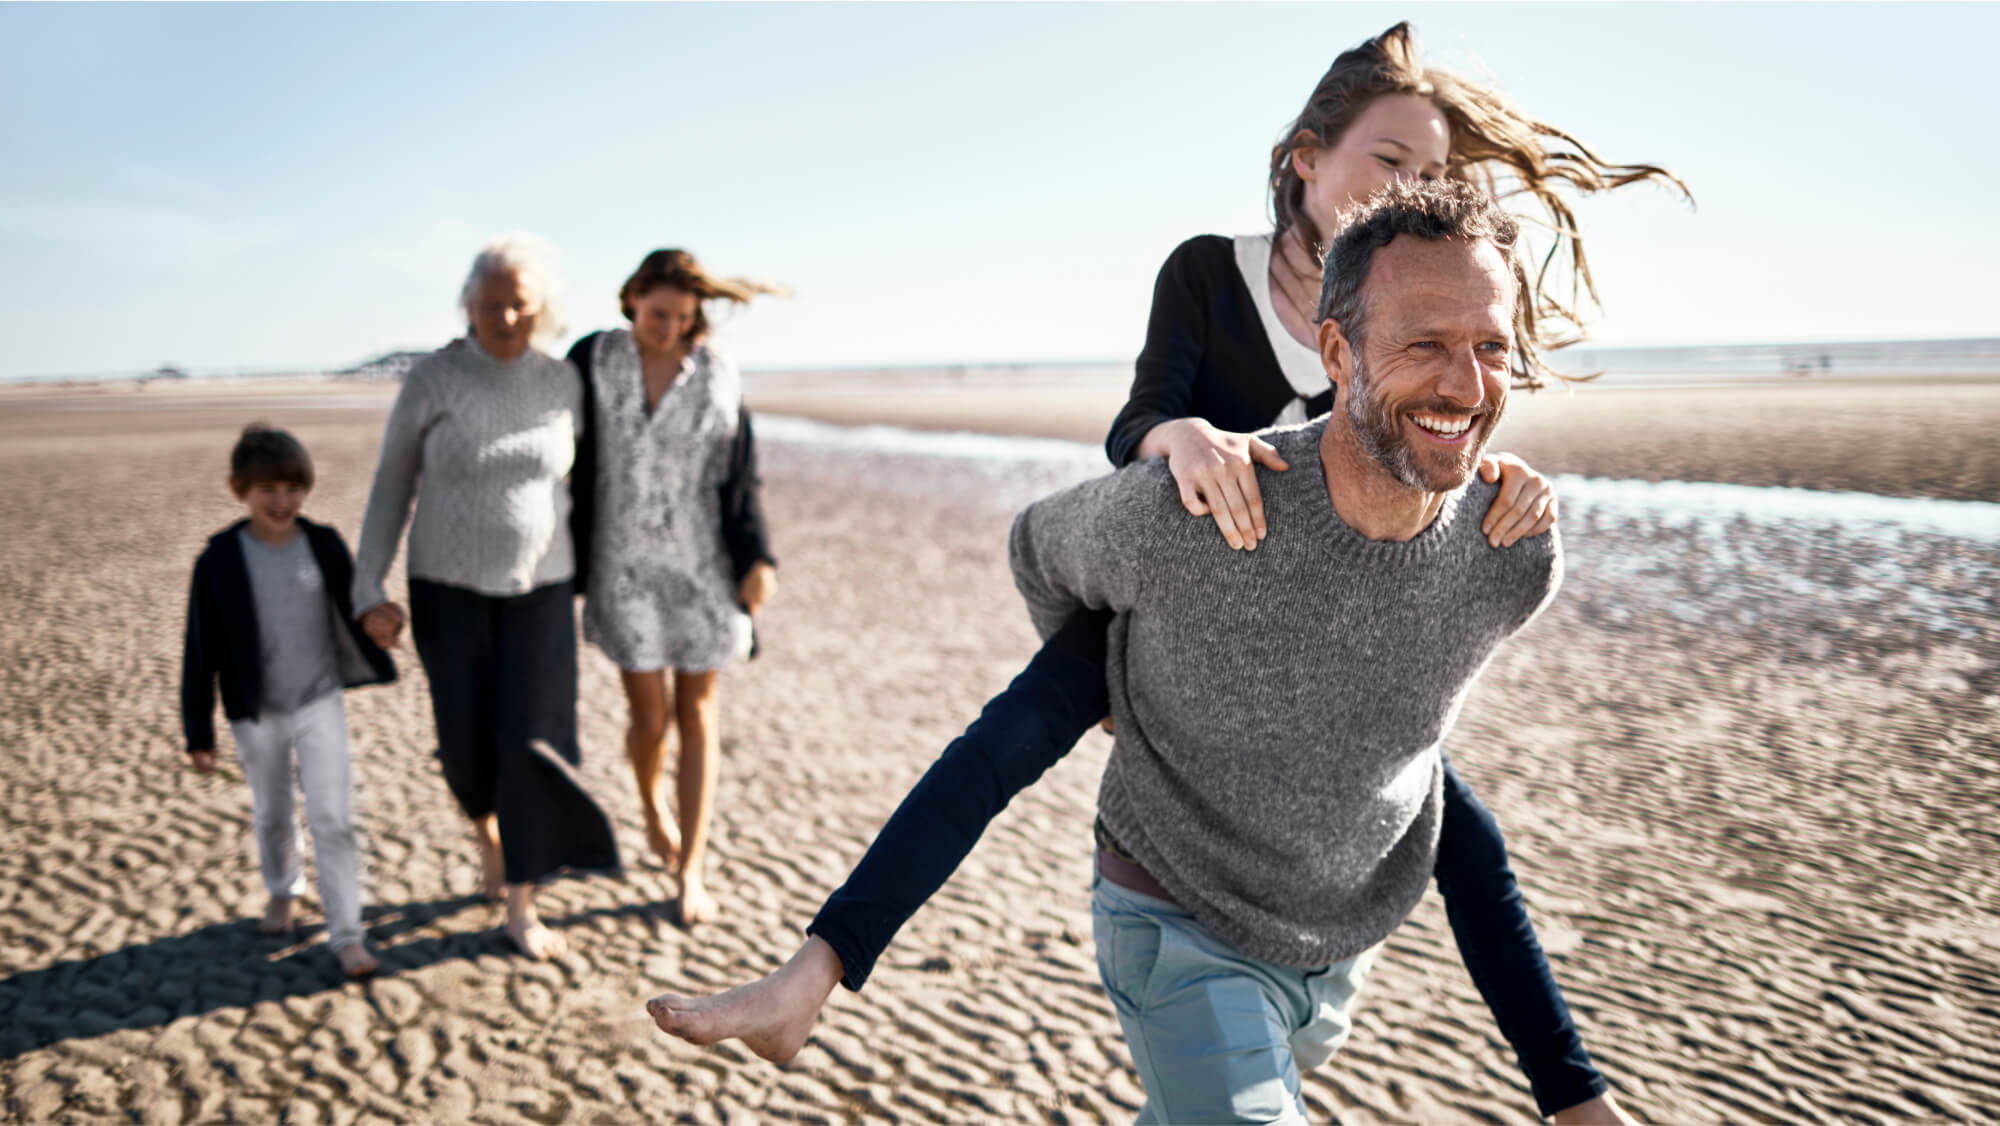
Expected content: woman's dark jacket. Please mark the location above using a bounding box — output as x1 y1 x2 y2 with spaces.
565 332 777 596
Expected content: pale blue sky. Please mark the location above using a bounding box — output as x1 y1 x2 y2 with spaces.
2 2 1994 378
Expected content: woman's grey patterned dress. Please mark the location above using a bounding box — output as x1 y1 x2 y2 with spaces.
582 330 753 672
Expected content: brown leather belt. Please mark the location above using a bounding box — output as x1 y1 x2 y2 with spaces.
1096 845 1178 904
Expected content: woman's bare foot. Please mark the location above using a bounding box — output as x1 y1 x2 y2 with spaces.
335 941 380 978
505 916 566 960
646 936 844 1064
504 885 567 960
642 800 682 869
258 896 296 935
675 866 717 927
473 816 504 900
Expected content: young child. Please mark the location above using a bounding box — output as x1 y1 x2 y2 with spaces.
180 423 396 978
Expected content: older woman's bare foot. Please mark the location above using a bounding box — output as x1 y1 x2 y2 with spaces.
504 885 566 960
473 816 504 900
505 916 566 960
646 936 843 1064
258 896 296 935
675 867 717 926
335 941 380 978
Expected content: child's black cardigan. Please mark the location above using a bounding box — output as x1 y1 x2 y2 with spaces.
179 516 396 754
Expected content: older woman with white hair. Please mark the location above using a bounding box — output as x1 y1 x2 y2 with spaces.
352 234 619 959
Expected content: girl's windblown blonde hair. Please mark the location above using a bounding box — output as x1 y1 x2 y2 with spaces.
1269 22 1692 387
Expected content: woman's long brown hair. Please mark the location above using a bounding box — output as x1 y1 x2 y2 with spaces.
619 249 789 344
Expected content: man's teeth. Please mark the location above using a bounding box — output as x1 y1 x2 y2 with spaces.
1411 414 1471 437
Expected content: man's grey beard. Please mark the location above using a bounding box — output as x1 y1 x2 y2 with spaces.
1345 357 1497 491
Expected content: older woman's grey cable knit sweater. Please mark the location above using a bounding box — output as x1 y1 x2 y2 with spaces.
352 338 580 612
1009 418 1561 968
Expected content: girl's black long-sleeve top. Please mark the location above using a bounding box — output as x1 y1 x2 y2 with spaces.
1106 235 1332 468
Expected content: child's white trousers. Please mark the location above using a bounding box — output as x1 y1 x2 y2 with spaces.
229 691 364 950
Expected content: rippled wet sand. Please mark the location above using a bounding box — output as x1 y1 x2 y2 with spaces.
0 380 1994 1123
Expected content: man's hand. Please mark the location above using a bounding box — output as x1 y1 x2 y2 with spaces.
1140 418 1290 551
1550 1092 1637 1125
189 750 218 774
738 562 777 616
1477 452 1558 548
360 602 406 649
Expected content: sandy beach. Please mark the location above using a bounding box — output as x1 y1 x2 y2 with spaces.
1 375 1996 1123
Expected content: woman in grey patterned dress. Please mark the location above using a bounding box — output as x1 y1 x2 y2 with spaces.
568 249 782 924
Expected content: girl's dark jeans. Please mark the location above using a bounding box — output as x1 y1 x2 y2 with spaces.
807 609 1608 1117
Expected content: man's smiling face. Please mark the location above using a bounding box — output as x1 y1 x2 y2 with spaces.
1339 235 1516 492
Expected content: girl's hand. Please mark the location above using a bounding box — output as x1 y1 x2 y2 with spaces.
360 602 406 649
1477 452 1558 548
1144 418 1290 551
738 562 777 616
189 750 217 774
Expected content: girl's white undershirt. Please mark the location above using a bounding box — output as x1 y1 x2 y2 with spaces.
1233 233 1331 427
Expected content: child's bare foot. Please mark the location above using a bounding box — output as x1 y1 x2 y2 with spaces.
258 896 296 935
473 817 504 900
504 886 566 960
335 941 380 978
675 867 717 927
646 936 844 1064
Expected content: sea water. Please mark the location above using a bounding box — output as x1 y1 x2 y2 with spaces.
757 415 2000 660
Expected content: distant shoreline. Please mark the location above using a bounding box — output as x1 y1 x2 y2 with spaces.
7 333 1999 388
5 371 1994 503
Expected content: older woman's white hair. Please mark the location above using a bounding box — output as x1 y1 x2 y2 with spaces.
459 232 568 347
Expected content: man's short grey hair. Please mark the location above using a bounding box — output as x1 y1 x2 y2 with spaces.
1316 179 1525 370
459 232 568 346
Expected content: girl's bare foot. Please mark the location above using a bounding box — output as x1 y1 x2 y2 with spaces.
258 896 297 935
504 885 566 960
675 866 717 926
646 936 844 1064
335 941 380 978
473 816 504 900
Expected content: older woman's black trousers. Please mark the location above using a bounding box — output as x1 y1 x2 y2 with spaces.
409 578 619 884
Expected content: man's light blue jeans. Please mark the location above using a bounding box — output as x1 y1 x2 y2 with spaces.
1092 875 1376 1124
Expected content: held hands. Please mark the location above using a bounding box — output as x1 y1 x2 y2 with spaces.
189 750 217 774
738 562 777 617
1149 418 1291 551
360 602 406 649
1477 452 1559 548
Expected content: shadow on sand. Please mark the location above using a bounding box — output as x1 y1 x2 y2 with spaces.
0 892 676 1063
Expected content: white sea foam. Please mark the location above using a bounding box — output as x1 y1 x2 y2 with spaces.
758 414 1104 471
1551 475 1999 546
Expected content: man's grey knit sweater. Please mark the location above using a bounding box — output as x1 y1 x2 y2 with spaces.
353 338 579 612
1009 418 1561 969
